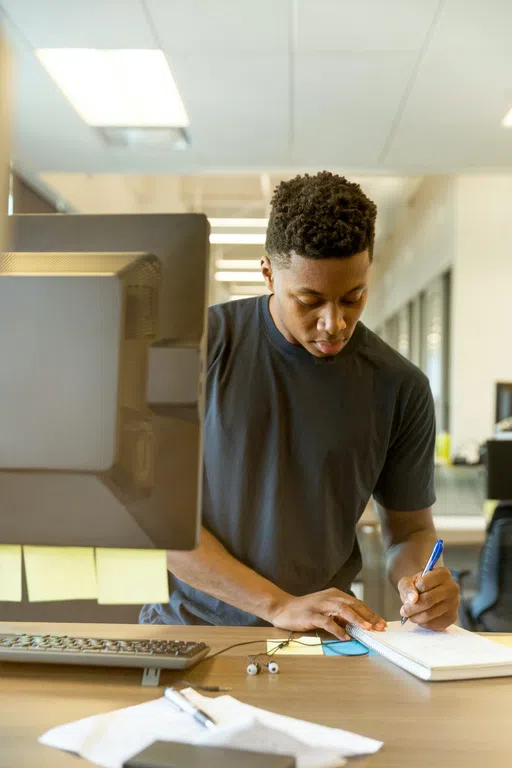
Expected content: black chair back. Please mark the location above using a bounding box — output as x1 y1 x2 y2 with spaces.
470 503 512 632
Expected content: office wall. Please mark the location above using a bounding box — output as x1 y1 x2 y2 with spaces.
451 175 512 452
365 176 456 329
368 174 512 454
209 279 230 306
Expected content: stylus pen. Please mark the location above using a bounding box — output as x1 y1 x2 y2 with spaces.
164 687 217 730
401 538 444 625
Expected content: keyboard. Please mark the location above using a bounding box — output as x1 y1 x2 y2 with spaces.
0 633 210 670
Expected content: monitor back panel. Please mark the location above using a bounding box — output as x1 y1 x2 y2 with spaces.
0 214 209 550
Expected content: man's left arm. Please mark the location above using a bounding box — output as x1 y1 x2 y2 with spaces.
377 505 459 630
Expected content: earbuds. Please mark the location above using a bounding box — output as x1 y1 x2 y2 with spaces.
245 659 280 675
245 634 292 675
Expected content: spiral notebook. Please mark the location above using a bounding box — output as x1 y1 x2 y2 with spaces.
346 621 512 681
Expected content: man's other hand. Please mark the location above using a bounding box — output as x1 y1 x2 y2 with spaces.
398 567 460 630
269 588 387 641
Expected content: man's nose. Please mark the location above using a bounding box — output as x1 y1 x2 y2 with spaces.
318 304 347 336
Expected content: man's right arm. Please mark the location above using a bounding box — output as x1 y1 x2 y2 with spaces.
166 527 386 639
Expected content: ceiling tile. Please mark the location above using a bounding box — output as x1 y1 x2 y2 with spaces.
10 41 203 174
147 0 290 54
429 0 512 52
168 54 289 166
1 0 155 48
296 0 439 52
384 46 512 169
293 52 417 166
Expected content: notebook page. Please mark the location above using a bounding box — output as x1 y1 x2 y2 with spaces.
345 626 431 680
349 621 512 670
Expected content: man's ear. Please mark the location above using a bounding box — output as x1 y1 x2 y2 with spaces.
261 254 274 292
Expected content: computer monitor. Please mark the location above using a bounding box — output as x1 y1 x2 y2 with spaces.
486 439 512 501
0 213 209 550
496 381 512 424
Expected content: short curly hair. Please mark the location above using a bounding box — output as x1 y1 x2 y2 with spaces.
265 171 377 268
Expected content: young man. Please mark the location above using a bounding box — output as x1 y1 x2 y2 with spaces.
141 171 459 638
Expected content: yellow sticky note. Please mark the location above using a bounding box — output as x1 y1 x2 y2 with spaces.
0 545 22 601
23 546 97 602
490 636 512 648
266 636 324 655
95 548 169 605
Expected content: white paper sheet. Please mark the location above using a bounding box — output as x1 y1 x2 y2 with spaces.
40 689 383 768
197 719 347 768
185 690 381 757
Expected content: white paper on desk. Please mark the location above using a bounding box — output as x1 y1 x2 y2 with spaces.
199 719 347 768
186 689 382 758
40 698 200 768
40 689 382 768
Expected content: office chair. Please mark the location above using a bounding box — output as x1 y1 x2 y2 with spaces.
451 502 512 632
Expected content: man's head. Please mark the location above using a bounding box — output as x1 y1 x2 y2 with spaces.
263 171 377 359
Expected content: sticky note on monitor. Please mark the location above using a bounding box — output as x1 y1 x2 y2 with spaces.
266 636 324 655
95 548 169 605
0 545 22 601
23 546 97 601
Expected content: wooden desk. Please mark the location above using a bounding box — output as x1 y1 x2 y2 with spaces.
0 622 511 768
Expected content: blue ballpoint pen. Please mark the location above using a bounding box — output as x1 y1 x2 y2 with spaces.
401 538 444 625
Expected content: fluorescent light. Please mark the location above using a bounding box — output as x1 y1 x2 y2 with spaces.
214 271 264 282
36 49 189 127
210 233 266 245
209 218 268 228
216 259 261 269
502 108 512 127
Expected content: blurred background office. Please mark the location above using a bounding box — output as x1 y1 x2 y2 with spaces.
1 0 511 627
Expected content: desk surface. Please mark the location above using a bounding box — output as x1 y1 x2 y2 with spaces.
1 622 511 768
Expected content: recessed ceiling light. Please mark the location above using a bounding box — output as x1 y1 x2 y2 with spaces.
209 218 268 228
216 259 261 269
214 271 264 282
210 234 266 245
36 49 189 127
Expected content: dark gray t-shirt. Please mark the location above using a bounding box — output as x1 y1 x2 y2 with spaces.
140 296 436 626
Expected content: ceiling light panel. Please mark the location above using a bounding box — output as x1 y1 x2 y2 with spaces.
36 49 189 127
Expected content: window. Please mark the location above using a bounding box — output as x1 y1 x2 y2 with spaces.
420 272 451 433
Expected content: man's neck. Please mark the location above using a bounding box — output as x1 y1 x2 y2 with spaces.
268 294 299 346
